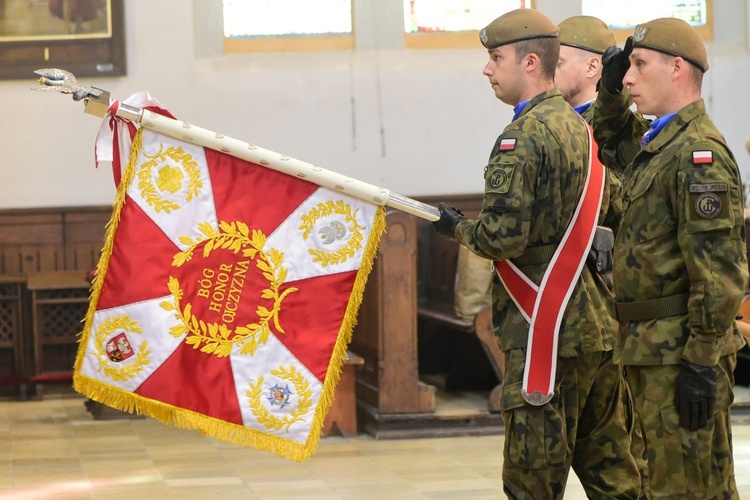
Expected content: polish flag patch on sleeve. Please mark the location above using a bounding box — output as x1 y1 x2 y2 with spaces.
692 151 713 164
498 138 517 152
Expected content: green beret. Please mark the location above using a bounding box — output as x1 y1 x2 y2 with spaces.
480 9 558 50
632 17 708 72
558 16 615 54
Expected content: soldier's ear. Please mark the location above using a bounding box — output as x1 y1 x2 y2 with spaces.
671 56 690 80
587 56 602 78
524 52 541 73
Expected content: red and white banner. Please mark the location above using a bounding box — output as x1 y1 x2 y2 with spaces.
74 112 385 462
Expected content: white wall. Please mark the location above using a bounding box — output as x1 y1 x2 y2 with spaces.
0 0 748 209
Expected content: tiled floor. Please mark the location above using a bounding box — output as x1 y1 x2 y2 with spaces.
1 392 750 499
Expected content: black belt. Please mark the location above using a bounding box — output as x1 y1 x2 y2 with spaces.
615 293 690 322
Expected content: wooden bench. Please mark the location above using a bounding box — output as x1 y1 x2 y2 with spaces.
350 209 441 438
26 269 90 398
0 275 29 399
0 206 109 398
418 305 503 411
414 194 504 412
322 351 365 437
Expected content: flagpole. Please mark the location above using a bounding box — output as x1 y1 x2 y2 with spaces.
32 68 441 222
127 106 441 222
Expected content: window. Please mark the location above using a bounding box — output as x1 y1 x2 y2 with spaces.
223 0 353 53
582 0 712 42
404 0 531 49
404 0 529 33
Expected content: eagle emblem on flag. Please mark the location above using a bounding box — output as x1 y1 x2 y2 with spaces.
74 122 385 462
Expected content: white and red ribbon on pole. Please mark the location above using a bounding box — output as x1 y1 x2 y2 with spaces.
94 92 173 186
496 124 604 406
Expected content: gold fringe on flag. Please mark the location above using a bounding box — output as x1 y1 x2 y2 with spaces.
73 128 386 462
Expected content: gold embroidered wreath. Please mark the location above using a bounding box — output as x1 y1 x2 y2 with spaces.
94 315 150 382
161 221 297 358
246 365 312 432
298 200 365 267
137 143 203 213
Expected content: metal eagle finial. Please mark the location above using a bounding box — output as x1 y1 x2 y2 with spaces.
32 68 103 101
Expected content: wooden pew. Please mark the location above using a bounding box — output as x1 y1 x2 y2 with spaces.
414 194 504 412
26 270 90 398
0 206 110 397
352 207 503 438
321 351 365 437
0 275 28 399
351 209 443 437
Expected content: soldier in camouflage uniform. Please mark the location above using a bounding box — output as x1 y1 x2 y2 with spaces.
556 16 614 121
556 16 625 245
594 17 748 499
556 15 649 491
433 9 641 499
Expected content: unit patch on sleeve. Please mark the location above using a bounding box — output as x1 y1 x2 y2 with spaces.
691 151 713 164
695 192 721 218
688 182 729 221
485 163 516 194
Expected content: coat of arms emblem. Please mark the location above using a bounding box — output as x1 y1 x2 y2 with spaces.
105 332 134 362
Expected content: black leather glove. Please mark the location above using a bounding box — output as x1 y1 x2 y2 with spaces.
675 359 718 431
432 203 465 239
600 37 633 94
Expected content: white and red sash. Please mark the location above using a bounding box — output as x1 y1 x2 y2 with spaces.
496 123 604 405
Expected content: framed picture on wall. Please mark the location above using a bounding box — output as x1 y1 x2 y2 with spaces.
0 0 125 80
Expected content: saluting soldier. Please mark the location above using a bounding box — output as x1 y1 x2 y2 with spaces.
555 16 613 118
594 17 748 499
556 14 649 490
556 15 625 246
432 9 641 499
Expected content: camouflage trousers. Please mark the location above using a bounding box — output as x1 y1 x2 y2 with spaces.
500 349 642 499
625 355 738 499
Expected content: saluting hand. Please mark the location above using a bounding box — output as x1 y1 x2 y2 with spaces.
601 36 633 94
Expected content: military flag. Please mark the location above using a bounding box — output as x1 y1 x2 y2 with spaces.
73 97 386 462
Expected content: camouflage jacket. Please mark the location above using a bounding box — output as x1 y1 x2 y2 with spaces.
454 89 616 357
588 88 646 174
593 88 748 366
582 101 623 234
